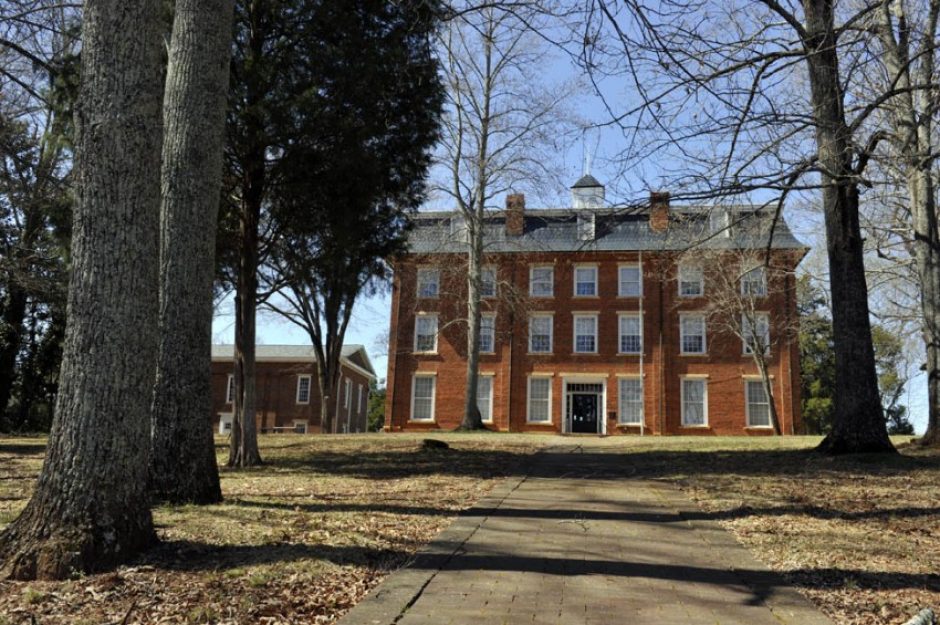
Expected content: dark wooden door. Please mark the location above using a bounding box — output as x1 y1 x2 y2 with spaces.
571 393 598 433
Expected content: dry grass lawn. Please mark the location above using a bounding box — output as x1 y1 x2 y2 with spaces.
0 433 938 625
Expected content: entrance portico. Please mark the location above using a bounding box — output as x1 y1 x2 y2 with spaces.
562 377 607 434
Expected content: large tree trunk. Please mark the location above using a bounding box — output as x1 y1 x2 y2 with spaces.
229 247 262 466
0 0 163 580
150 0 234 502
227 2 266 467
803 0 894 454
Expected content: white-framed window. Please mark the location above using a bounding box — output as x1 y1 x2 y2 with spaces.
678 264 704 297
681 378 708 426
741 266 767 296
618 264 642 297
577 213 596 241
527 376 552 423
358 384 364 414
478 314 496 353
416 267 439 298
530 266 554 297
710 209 730 237
293 419 309 434
226 374 235 404
450 215 468 242
573 314 598 353
745 379 771 428
481 266 497 298
618 377 643 425
296 374 311 404
344 378 352 410
680 314 706 354
411 375 436 421
477 376 494 423
219 413 234 434
574 265 598 297
618 314 642 354
529 314 553 353
742 313 770 355
414 314 438 353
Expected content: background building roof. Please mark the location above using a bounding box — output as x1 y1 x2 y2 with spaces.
211 344 376 379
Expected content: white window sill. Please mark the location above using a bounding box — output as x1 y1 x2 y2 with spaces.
679 352 708 357
413 351 438 356
573 351 599 355
528 351 553 356
745 425 774 430
408 419 436 424
617 352 643 356
680 424 710 429
526 420 553 425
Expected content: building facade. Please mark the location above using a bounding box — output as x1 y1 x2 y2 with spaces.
385 177 807 435
210 344 376 434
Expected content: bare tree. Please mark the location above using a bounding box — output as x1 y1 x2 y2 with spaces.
150 0 234 503
583 0 895 453
691 240 801 435
437 2 575 429
868 0 940 445
0 0 163 579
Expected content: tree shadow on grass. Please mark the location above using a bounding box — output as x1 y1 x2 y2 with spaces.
0 443 47 456
142 539 411 573
139 540 940 605
229 444 937 483
225 496 940 525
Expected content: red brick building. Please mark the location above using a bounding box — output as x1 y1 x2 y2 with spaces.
210 344 376 434
385 176 807 435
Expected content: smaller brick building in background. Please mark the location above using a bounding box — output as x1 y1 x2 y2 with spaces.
210 344 376 434
385 175 808 435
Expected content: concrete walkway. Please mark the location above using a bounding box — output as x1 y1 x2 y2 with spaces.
341 444 833 625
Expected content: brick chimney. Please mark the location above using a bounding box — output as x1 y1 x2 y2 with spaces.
505 193 525 236
649 191 670 232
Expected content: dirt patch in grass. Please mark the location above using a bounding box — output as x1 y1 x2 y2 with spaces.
0 433 546 624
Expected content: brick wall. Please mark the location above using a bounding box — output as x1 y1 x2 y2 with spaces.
385 249 803 435
211 360 371 434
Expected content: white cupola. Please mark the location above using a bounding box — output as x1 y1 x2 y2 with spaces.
571 174 605 209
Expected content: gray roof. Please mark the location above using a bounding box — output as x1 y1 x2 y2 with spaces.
407 205 807 255
211 344 376 377
572 174 603 189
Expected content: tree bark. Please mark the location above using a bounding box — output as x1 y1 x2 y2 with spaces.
803 0 894 454
0 0 163 579
150 0 234 502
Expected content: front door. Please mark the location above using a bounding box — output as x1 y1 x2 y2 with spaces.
570 393 599 433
